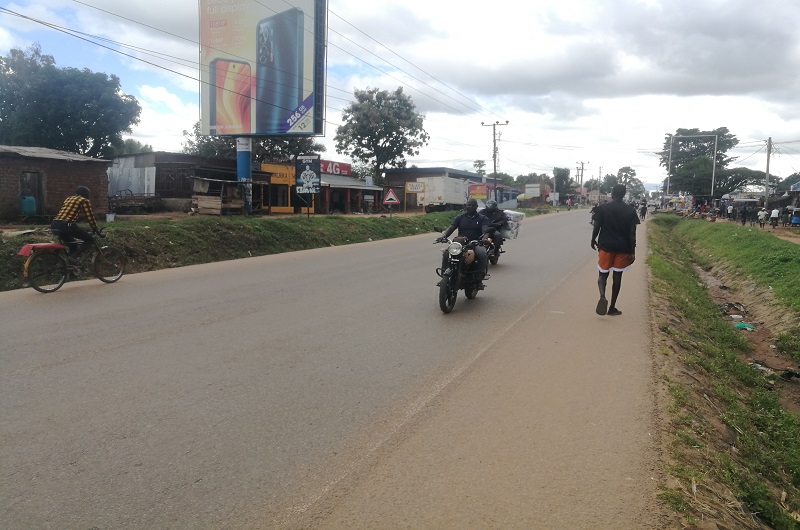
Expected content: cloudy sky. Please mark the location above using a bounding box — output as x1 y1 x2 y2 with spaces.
1 0 799 189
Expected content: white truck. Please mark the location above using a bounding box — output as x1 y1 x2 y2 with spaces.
416 176 469 213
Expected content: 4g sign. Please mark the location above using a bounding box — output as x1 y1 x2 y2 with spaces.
320 160 351 176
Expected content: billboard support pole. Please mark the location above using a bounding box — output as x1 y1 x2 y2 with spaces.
237 138 252 214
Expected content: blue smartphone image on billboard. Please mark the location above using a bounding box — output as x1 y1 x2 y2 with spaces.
256 8 304 134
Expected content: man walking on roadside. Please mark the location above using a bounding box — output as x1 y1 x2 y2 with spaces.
591 184 640 316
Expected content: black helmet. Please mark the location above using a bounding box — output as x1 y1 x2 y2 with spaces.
75 186 90 199
486 199 498 211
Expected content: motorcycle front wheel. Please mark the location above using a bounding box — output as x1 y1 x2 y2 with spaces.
438 272 458 313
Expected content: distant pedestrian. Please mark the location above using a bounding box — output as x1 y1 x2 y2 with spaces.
750 207 758 226
590 184 640 317
770 207 780 228
782 206 790 227
727 204 734 220
740 205 748 226
757 207 768 229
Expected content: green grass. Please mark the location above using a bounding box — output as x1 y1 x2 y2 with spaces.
649 215 800 528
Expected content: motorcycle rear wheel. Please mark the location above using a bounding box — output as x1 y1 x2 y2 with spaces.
438 272 458 313
465 285 479 299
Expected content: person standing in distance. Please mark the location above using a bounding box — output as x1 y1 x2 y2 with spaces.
50 186 104 265
590 184 640 316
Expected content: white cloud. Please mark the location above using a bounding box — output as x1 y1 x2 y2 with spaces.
2 0 798 185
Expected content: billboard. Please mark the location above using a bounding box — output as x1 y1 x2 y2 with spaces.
199 0 327 136
295 154 321 194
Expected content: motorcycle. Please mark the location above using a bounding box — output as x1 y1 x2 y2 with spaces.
433 228 487 314
483 229 504 265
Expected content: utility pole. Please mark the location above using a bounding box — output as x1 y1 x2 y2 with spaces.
577 161 588 204
481 120 509 201
765 137 772 207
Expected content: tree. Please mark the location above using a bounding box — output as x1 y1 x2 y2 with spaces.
106 139 153 157
473 160 487 176
334 87 429 180
658 127 739 196
515 173 549 186
777 172 800 192
182 122 325 163
553 167 571 198
599 173 618 194
0 44 141 158
616 166 637 186
626 178 646 200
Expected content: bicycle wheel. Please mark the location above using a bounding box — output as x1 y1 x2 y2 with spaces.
93 246 126 283
27 250 68 293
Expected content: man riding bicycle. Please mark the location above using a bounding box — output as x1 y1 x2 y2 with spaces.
50 186 104 265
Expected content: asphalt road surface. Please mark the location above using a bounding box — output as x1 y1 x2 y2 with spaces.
1 210 665 528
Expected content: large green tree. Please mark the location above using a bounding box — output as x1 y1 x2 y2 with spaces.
777 172 800 192
515 173 550 186
616 166 637 186
334 87 429 180
553 167 572 198
0 44 141 158
182 122 325 163
658 127 739 197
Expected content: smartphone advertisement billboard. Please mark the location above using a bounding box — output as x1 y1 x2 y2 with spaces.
199 0 326 137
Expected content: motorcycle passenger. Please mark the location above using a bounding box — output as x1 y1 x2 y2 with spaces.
50 186 104 266
482 199 509 251
437 198 489 287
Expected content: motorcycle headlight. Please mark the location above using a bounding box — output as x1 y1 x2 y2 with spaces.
447 242 463 256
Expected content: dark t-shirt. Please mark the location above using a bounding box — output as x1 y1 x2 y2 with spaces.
594 200 640 253
450 212 489 240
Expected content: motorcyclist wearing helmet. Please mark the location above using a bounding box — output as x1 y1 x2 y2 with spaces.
436 198 489 286
50 186 104 265
482 199 509 250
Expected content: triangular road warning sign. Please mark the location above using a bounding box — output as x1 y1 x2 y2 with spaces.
382 189 400 204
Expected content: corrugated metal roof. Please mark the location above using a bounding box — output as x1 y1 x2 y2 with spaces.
0 145 109 163
321 173 383 190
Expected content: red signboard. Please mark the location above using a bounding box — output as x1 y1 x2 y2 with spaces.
320 160 351 176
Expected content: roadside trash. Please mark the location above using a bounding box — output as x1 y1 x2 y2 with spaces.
730 314 744 320
719 301 746 316
735 322 756 331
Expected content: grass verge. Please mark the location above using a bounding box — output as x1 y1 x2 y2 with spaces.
649 214 800 528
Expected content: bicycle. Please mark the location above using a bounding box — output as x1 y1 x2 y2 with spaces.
18 229 127 293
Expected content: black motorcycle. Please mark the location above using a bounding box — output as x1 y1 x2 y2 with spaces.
483 227 504 265
434 230 486 314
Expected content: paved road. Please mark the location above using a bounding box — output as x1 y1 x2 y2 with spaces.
0 210 663 528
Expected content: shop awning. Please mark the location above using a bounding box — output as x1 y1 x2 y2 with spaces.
321 173 383 191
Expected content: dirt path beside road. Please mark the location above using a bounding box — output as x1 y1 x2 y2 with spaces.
287 224 669 528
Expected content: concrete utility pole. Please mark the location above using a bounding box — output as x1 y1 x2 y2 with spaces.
765 137 772 207
481 120 509 201
577 161 588 204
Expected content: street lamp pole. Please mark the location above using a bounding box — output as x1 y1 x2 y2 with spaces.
481 120 508 201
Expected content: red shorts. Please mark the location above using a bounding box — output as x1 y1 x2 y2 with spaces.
597 249 635 272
